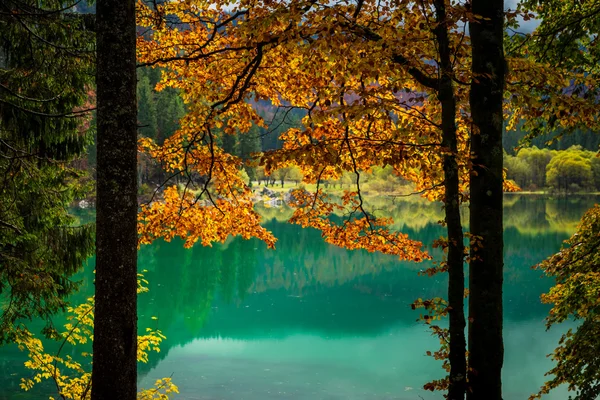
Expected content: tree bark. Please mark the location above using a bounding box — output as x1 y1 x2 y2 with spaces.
92 0 138 399
433 1 467 399
467 1 505 399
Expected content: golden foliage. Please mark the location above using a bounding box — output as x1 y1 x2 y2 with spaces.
16 275 179 399
133 1 599 397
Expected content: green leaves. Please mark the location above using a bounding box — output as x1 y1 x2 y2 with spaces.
535 204 600 399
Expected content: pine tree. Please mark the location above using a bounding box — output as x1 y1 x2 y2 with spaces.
239 124 262 161
221 131 238 156
156 88 185 143
137 71 159 140
0 0 96 342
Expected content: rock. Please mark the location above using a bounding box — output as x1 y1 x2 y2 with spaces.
260 187 278 198
79 200 90 209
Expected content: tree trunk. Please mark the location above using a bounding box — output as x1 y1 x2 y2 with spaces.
467 1 505 399
433 1 467 398
92 0 138 398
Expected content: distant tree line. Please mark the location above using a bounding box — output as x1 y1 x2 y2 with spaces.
504 146 600 193
504 124 600 154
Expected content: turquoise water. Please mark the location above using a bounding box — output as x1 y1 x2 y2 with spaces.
1 195 596 399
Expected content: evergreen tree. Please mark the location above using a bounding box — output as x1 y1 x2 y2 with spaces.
156 88 185 143
221 132 238 156
137 71 159 140
239 124 262 183
259 107 305 151
504 123 600 154
239 124 262 161
0 0 95 342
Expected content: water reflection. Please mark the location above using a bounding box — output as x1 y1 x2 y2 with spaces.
2 195 598 399
133 195 598 400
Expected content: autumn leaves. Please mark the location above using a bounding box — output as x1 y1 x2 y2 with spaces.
136 0 464 260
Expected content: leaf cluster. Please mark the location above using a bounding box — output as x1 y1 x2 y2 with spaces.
15 275 179 399
533 205 600 399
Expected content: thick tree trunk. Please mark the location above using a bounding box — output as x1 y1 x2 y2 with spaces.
433 1 467 399
92 0 138 399
467 1 505 399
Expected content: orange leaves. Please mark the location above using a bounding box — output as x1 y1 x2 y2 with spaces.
318 215 427 260
503 179 521 193
134 0 449 263
287 189 430 261
138 186 276 249
134 0 502 263
137 116 276 249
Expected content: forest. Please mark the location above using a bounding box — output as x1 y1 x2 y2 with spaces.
126 69 600 196
1 1 600 400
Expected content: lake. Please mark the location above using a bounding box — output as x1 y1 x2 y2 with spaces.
1 194 596 400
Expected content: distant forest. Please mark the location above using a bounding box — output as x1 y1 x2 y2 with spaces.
75 4 600 196
504 124 600 154
82 67 305 196
126 70 600 195
80 69 599 196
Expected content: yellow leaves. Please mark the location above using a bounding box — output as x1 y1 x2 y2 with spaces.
138 137 157 153
503 179 521 193
138 378 180 400
137 329 166 364
16 277 177 399
20 378 35 391
16 324 93 398
411 297 449 323
138 274 150 294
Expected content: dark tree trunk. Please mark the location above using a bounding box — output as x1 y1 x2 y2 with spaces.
467 1 505 399
92 0 138 399
433 1 467 398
